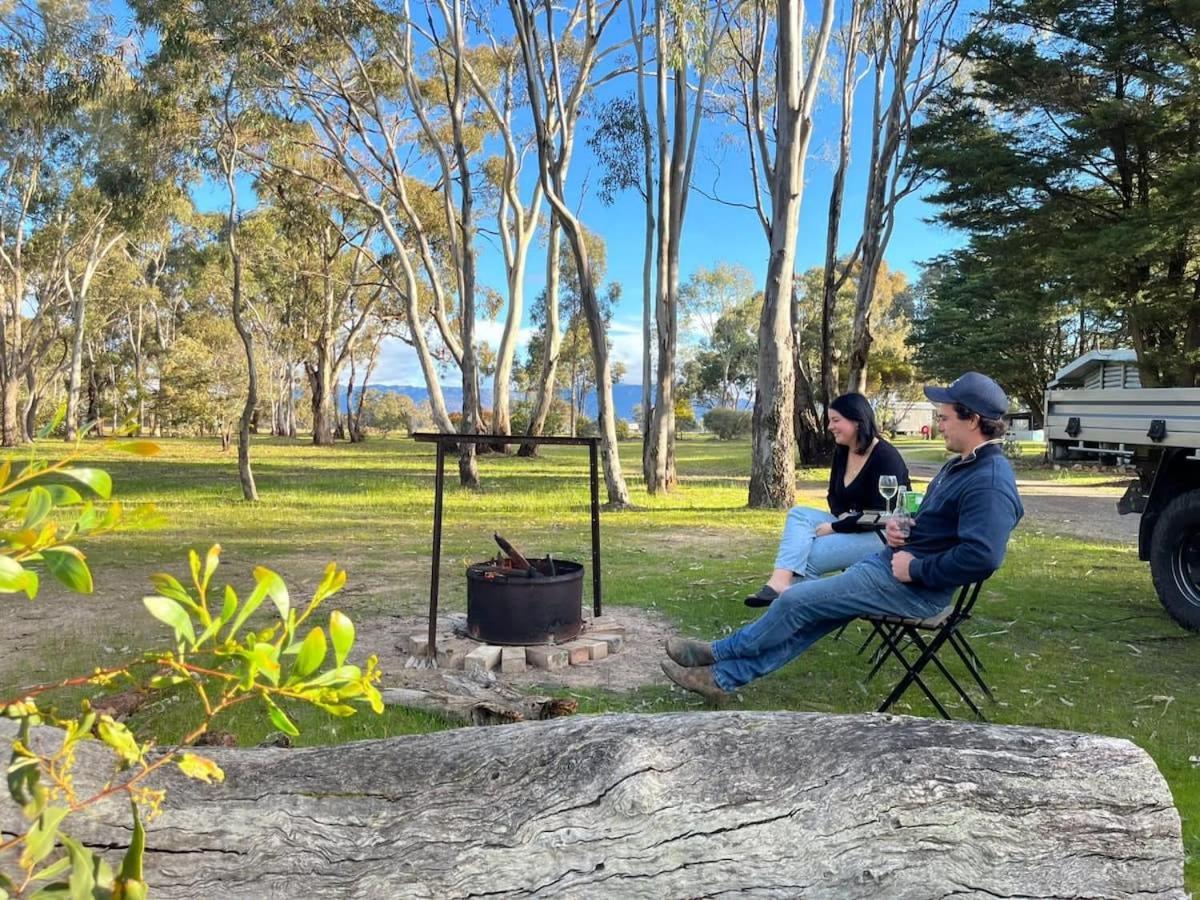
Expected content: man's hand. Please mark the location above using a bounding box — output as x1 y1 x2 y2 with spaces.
814 523 835 537
891 550 914 583
884 517 908 548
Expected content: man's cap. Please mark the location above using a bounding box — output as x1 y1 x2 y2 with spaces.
924 372 1008 419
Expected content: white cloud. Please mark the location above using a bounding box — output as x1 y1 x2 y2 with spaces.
607 317 646 386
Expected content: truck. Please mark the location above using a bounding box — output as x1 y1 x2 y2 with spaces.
1044 349 1200 631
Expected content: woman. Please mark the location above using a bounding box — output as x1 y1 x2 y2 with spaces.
744 392 910 607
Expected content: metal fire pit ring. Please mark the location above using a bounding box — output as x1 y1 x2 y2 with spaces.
466 559 584 645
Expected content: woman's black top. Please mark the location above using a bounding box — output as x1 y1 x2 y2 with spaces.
826 439 911 533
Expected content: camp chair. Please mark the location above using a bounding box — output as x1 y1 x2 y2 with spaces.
861 580 993 720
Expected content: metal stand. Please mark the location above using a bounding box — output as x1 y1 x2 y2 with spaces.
412 433 604 658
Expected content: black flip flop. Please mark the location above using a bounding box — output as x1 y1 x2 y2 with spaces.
744 585 779 608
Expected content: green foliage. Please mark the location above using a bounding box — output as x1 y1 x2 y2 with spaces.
673 399 697 432
702 407 753 440
0 451 382 897
155 314 250 436
909 249 1080 425
909 0 1200 386
359 390 419 437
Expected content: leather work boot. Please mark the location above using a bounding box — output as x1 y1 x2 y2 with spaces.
665 636 715 667
661 660 729 703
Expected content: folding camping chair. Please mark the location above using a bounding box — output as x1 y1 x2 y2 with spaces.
861 579 994 720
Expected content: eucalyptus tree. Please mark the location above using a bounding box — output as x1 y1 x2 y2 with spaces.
722 0 836 508
131 0 281 500
259 149 384 445
641 0 738 494
256 3 492 481
508 0 631 507
416 3 549 445
0 1 127 445
812 0 868 458
843 0 962 394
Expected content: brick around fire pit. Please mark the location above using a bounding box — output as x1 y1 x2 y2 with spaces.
399 609 629 677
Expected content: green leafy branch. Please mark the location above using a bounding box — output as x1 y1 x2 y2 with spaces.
1 449 383 899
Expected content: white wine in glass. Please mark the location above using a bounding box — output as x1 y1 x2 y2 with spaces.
878 475 899 515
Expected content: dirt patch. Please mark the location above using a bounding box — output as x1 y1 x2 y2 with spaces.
354 606 674 695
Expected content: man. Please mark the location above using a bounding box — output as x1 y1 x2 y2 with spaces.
662 371 1025 702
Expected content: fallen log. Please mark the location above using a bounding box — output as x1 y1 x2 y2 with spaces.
380 686 577 726
1 712 1185 898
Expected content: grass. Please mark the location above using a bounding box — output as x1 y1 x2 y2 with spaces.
2 433 1194 890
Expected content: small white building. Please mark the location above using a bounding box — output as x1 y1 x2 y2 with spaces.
877 396 937 436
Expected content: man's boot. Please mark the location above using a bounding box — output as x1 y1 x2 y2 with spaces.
661 660 729 703
665 637 715 667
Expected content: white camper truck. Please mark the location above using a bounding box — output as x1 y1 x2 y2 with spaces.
1044 349 1200 631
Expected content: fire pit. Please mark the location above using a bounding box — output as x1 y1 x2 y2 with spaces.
466 558 584 645
412 432 603 659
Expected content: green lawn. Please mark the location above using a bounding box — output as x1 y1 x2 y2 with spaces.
3 434 1195 890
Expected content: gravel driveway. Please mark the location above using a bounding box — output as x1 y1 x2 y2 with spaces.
907 462 1137 545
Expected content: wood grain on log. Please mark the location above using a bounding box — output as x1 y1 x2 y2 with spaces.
1 712 1185 898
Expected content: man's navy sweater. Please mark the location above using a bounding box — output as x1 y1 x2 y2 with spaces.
881 442 1023 591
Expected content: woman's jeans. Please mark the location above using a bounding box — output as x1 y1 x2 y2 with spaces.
774 506 882 578
711 556 952 691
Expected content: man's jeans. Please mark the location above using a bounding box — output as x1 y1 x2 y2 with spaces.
711 556 952 691
774 506 883 578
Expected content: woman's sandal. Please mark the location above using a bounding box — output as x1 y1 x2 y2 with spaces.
744 584 779 608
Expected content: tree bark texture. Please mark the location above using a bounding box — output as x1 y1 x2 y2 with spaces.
519 214 564 458
1 712 1184 898
222 139 258 501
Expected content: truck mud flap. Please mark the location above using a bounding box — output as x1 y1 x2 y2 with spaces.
1118 480 1148 515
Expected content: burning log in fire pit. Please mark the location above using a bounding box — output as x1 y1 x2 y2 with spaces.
466 534 584 645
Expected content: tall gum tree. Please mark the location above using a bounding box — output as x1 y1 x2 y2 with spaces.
644 0 735 494
747 0 836 508
257 6 462 448
843 0 962 394
0 2 124 445
508 0 631 507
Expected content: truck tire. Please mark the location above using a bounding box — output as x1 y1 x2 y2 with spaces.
1049 441 1071 462
1149 489 1200 631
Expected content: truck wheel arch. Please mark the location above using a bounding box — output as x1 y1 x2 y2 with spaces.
1148 489 1200 631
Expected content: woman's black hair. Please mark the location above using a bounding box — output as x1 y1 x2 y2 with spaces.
829 392 879 454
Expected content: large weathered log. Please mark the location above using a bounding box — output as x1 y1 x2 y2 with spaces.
1 712 1185 898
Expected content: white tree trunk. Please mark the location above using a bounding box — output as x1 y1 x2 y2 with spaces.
749 0 836 508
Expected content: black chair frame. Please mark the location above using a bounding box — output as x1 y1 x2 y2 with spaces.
861 580 993 720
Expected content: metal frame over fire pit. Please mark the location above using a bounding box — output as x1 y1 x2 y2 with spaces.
413 433 603 659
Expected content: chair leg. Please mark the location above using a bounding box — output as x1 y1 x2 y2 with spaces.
865 623 903 682
875 625 952 719
947 631 994 701
856 622 882 656
953 630 988 674
907 628 985 720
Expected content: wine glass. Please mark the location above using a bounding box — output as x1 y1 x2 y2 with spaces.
878 475 899 515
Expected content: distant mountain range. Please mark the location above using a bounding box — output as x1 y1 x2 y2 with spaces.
339 383 707 421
